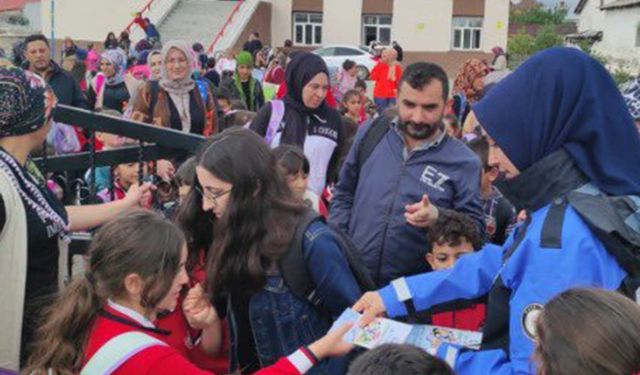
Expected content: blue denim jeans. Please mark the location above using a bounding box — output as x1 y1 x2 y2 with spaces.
374 97 396 113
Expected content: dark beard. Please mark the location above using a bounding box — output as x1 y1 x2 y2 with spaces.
398 119 442 140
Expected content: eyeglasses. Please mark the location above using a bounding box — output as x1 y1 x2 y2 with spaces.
194 185 231 205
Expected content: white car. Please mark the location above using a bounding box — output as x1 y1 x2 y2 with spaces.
313 45 377 80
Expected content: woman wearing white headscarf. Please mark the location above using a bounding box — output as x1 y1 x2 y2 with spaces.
87 48 136 113
131 41 217 136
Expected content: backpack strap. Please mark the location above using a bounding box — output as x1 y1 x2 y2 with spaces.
265 100 285 147
355 115 392 171
279 210 323 306
80 331 167 375
279 210 375 309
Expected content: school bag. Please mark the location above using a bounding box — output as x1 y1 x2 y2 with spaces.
278 210 376 312
566 185 640 303
80 331 166 375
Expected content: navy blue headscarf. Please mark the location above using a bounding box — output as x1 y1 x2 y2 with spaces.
474 47 640 196
284 52 329 116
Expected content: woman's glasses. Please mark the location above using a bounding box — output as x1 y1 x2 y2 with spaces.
194 185 231 205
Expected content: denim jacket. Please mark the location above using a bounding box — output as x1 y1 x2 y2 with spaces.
227 221 362 374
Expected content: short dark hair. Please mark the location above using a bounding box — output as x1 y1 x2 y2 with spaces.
206 56 217 69
467 136 489 170
175 157 197 186
342 59 356 71
192 42 204 53
427 211 483 251
399 62 449 101
252 31 260 38
355 79 367 90
348 344 454 375
24 34 50 49
284 39 293 48
272 145 309 176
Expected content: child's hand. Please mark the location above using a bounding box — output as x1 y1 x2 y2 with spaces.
156 159 175 182
183 284 219 330
307 322 354 359
124 182 155 207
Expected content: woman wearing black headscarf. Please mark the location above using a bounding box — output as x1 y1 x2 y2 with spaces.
250 52 345 196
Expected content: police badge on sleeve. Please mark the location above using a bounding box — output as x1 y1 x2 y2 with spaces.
521 303 544 341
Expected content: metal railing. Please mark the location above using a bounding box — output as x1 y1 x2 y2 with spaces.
32 105 207 276
124 0 180 41
206 0 245 54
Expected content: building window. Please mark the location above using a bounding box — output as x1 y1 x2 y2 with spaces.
452 17 483 50
362 15 392 47
293 12 323 46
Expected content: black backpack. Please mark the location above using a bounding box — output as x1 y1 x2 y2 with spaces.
567 186 640 301
279 210 376 310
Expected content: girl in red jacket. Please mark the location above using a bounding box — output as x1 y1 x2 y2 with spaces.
23 210 353 375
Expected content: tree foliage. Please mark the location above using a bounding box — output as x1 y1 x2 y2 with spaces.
510 3 568 25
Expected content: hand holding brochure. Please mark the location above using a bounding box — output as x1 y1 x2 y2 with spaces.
331 308 482 351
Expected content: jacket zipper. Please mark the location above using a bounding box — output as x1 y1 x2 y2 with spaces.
375 157 409 284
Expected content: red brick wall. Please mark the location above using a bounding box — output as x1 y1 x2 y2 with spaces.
232 1 272 52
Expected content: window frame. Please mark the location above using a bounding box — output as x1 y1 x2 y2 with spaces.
451 17 483 51
292 12 323 47
362 14 392 47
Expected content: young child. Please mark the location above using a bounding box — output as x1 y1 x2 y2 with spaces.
96 160 145 204
221 51 265 112
272 145 328 217
466 135 517 245
422 211 485 331
175 156 197 203
442 113 462 139
220 109 256 132
342 89 364 126
355 79 377 120
216 92 232 115
24 210 355 375
347 344 454 375
335 59 358 102
85 109 126 192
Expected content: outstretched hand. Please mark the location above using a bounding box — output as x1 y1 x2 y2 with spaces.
308 322 355 360
352 291 387 327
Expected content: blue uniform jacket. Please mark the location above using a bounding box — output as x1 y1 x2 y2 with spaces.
379 201 627 374
330 119 484 286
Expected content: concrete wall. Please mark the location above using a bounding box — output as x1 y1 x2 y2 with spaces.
576 0 614 31
391 0 452 52
323 0 362 45
24 1 41 31
481 0 509 51
593 7 640 74
269 0 292 46
41 0 148 42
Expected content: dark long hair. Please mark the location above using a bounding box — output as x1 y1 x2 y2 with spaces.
23 210 185 375
191 128 305 297
534 288 640 375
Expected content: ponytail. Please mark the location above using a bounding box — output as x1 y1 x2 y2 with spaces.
23 276 101 375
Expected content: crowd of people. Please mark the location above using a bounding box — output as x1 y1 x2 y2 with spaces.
0 24 640 375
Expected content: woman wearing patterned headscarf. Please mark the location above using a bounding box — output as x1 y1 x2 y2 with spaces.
453 58 491 104
87 48 133 113
130 40 217 136
0 67 154 370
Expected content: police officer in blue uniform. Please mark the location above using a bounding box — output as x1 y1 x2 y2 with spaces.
352 47 640 374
